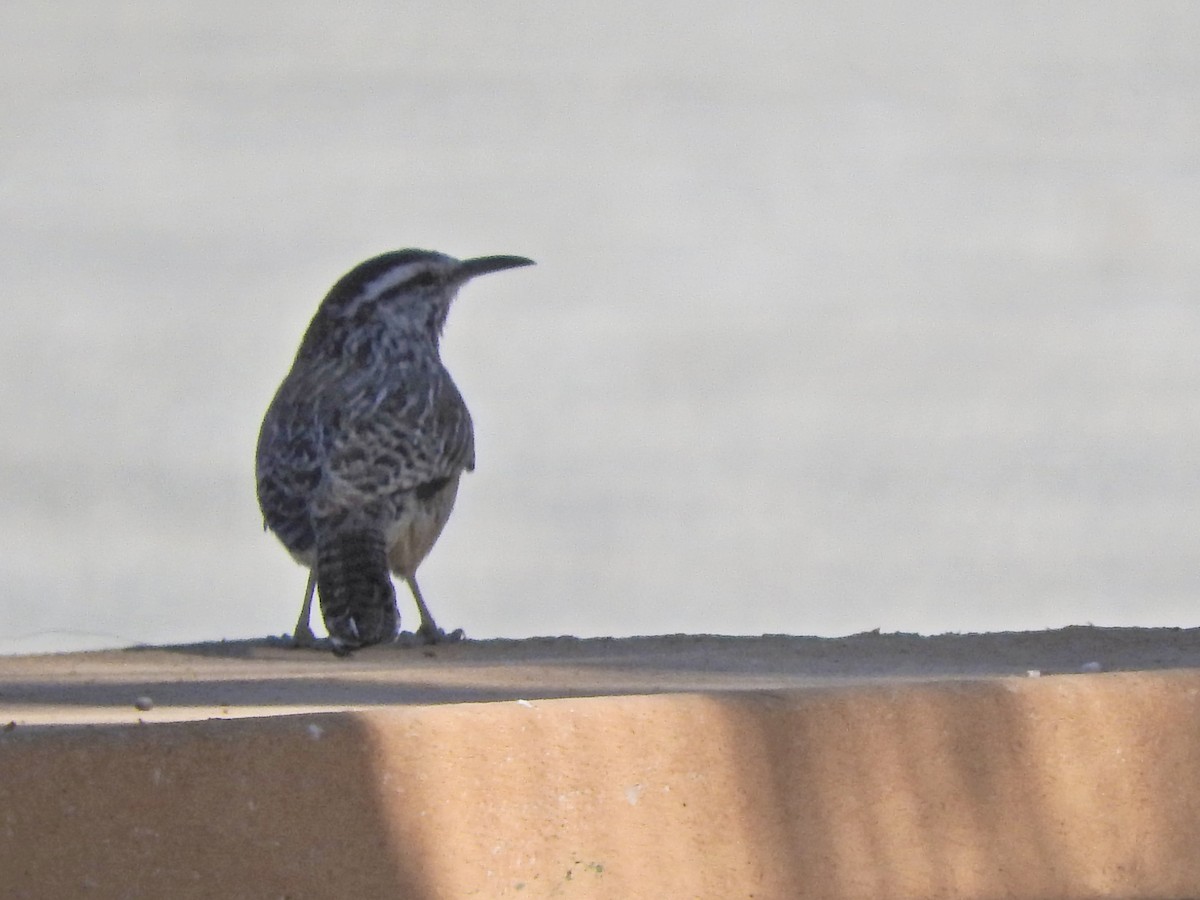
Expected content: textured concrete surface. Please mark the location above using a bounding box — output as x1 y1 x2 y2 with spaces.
2 626 1199 725
2 630 1200 898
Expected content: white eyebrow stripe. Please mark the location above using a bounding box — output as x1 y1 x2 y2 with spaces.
362 263 424 304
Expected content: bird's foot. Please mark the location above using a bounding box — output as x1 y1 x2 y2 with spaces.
290 622 321 650
392 626 465 647
419 624 466 645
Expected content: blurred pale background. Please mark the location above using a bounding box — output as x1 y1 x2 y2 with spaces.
2 3 1198 653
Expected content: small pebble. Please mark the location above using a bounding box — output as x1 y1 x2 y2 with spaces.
1080 661 1103 673
516 699 535 709
1026 669 1041 678
134 696 154 712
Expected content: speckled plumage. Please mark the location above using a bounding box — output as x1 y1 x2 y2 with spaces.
256 249 534 653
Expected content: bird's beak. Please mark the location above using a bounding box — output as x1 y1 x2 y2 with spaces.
455 255 536 282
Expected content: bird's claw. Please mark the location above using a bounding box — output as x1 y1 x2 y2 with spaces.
392 626 465 647
290 625 321 650
419 625 465 645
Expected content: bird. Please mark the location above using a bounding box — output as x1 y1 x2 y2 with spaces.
255 248 535 654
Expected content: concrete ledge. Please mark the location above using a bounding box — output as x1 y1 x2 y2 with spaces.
3 666 1200 898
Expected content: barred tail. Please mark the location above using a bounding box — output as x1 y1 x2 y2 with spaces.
316 529 398 655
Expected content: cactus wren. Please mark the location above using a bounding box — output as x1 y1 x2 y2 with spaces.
255 248 535 654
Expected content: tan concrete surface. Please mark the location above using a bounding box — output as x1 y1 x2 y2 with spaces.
2 629 1200 898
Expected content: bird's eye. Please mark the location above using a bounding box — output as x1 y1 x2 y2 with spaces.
408 271 437 289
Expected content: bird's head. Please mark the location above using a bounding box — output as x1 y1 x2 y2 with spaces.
299 248 534 357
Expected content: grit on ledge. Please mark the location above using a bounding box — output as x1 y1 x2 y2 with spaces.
1 626 1198 724
4 627 1200 899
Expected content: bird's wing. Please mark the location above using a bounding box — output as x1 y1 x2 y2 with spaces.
317 371 475 515
256 377 335 556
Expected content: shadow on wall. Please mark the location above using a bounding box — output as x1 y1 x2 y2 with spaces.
0 715 430 898
4 673 1200 897
720 677 1200 897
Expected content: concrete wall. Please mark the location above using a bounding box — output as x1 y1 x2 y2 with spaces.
4 671 1199 898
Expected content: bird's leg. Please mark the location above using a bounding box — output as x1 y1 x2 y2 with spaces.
291 569 319 648
405 574 464 644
